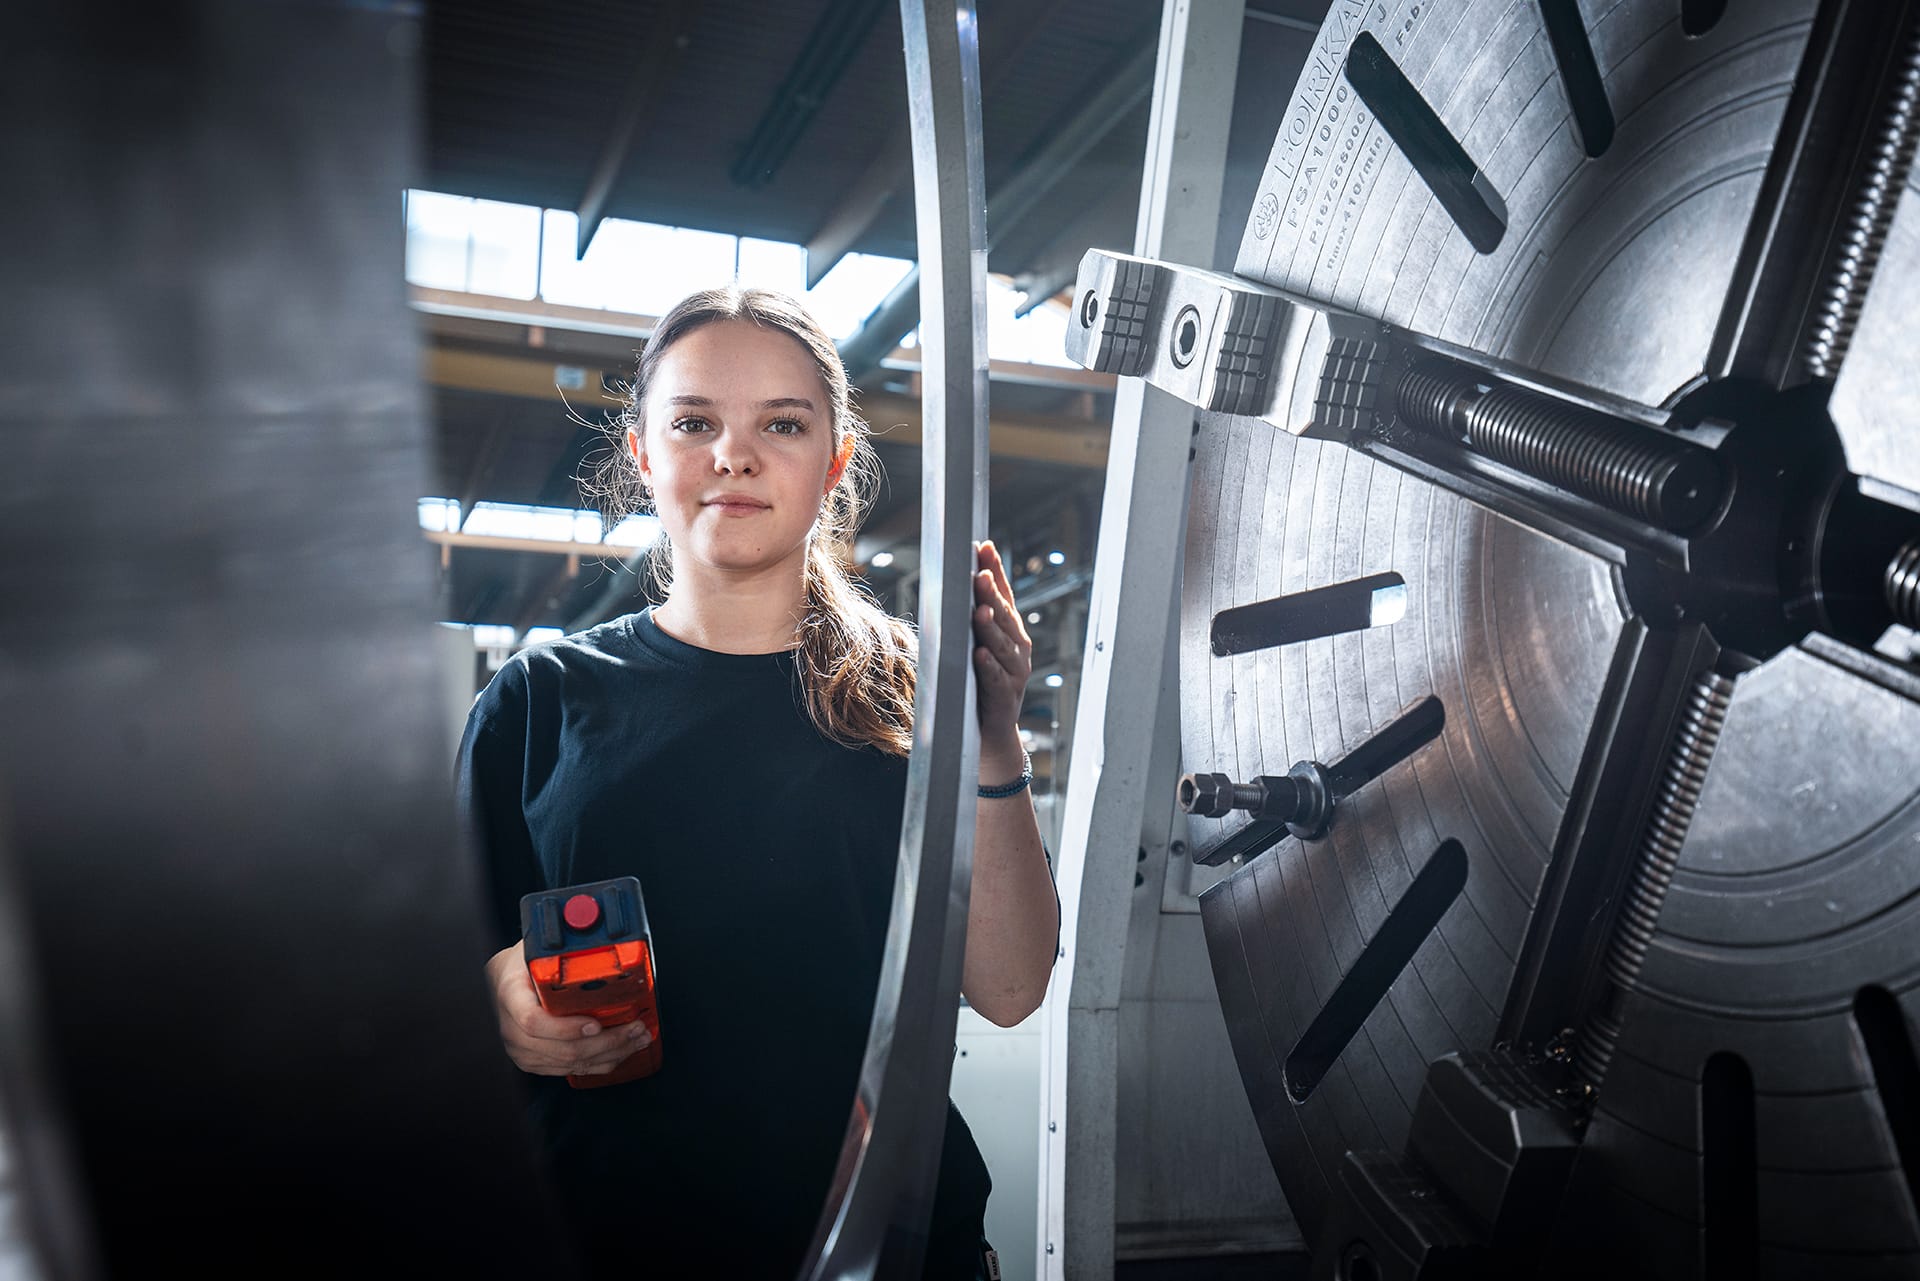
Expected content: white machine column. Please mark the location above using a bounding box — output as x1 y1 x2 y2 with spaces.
1039 2 1245 1275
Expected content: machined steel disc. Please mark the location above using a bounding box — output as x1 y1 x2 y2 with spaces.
1184 0 1920 1274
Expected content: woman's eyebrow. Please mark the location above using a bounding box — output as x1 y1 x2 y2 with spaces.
663 394 816 412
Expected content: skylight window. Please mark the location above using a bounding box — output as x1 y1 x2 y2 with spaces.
417 497 461 532
404 190 1081 368
805 253 917 342
603 514 663 548
460 502 596 543
418 498 662 552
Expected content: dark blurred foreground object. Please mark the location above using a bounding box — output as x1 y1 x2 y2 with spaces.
0 3 571 1275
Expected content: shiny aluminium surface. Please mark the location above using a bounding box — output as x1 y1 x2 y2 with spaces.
1562 639 1920 1270
1184 421 1625 1232
1235 0 1815 412
804 3 988 1277
1173 0 1920 1275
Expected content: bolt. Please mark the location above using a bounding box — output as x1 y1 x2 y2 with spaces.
1170 304 1201 368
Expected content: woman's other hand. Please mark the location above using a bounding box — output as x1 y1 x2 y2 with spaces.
971 539 1033 770
484 940 654 1077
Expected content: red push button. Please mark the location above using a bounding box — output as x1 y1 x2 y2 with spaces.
562 893 601 931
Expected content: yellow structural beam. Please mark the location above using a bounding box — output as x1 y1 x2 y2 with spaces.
425 347 1110 469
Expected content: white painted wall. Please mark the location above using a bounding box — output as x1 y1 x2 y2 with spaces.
953 1004 1044 1280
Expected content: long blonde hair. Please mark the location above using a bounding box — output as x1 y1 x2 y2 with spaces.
589 286 917 757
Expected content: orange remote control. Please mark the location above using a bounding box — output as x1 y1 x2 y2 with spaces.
520 876 661 1088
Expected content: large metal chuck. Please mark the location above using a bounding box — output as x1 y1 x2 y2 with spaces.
1069 0 1920 1276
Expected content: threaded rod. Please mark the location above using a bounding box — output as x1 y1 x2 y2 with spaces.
1397 360 1723 531
1576 672 1736 1087
1805 30 1920 379
1889 538 1920 630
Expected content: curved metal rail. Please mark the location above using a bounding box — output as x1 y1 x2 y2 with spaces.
802 3 989 1277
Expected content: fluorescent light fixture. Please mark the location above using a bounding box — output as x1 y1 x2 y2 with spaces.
522 627 564 645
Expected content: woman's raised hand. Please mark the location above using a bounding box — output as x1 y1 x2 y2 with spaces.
971 540 1033 766
484 939 654 1077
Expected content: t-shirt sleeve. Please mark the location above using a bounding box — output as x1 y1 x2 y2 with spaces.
455 663 544 953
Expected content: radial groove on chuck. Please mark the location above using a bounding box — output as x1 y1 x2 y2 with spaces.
1888 538 1920 630
1395 359 1723 532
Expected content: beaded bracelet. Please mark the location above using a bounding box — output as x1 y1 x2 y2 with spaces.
978 749 1033 799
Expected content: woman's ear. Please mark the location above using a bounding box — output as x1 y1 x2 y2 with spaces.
627 426 649 485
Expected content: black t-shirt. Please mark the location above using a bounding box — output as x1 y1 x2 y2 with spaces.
457 608 991 1278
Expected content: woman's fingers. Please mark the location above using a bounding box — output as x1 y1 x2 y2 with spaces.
514 1018 654 1076
975 545 1029 638
971 541 1032 739
486 939 651 1077
974 599 1023 667
543 1022 655 1074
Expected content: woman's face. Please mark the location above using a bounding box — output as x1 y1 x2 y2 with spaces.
630 319 845 580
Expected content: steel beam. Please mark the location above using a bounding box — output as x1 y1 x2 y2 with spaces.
804 0 1075 288
834 25 1162 384
1040 2 1245 1276
807 131 917 290
803 2 988 1276
731 0 892 191
574 0 704 257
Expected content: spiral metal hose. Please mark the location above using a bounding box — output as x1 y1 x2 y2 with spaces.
1805 30 1920 380
1888 538 1920 630
1396 361 1723 531
1576 672 1736 1087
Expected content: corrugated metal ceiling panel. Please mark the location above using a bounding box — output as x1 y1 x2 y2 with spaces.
423 0 1166 271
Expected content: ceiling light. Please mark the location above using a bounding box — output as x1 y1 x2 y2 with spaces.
1048 550 1066 565
1044 673 1064 688
870 550 895 568
1027 611 1041 624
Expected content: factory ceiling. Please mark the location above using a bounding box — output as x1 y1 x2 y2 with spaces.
415 0 1329 636
424 0 1162 289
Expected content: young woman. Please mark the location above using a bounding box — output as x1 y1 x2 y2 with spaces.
459 287 1060 1278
